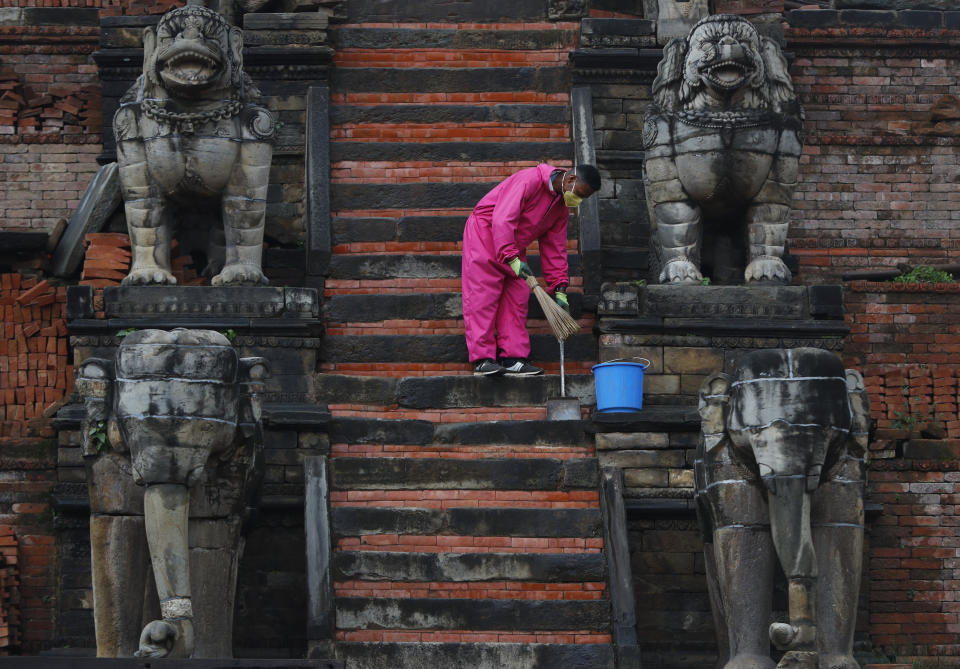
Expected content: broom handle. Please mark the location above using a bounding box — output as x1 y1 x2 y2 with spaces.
560 339 565 398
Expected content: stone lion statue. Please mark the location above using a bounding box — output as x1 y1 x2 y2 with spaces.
642 14 803 285
114 4 276 286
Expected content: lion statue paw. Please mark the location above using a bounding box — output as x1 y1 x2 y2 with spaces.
122 268 177 286
212 263 269 287
659 259 703 285
744 256 792 285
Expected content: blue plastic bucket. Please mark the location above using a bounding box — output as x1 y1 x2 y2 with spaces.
592 358 649 413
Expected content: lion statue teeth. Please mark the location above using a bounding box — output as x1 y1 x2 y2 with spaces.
642 14 803 286
113 5 276 287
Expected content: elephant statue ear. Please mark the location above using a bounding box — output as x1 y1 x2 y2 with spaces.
699 372 732 455
75 358 115 456
845 369 871 456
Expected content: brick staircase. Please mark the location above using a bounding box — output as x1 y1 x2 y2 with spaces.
322 15 617 669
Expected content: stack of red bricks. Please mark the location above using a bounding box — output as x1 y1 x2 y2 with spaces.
0 527 20 654
0 275 70 439
80 233 130 287
0 71 23 136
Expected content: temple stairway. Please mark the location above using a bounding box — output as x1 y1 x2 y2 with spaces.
320 15 617 669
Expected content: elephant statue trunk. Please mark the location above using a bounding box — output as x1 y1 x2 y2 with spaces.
696 348 870 669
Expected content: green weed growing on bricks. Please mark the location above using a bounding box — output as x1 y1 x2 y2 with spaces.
893 265 954 284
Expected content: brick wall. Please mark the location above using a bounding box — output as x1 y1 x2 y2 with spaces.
787 11 960 283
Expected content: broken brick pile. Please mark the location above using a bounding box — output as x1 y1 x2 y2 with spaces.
0 276 71 440
0 69 100 137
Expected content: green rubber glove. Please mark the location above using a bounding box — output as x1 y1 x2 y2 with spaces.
554 291 570 313
508 257 532 278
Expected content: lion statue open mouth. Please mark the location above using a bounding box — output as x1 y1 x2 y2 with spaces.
113 5 276 287
642 14 803 285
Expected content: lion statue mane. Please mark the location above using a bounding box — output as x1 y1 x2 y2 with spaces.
642 14 803 285
114 4 276 286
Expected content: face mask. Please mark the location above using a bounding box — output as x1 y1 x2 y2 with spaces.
563 181 582 208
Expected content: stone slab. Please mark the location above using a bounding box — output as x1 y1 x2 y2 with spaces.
336 597 611 631
332 507 602 538
331 141 572 163
243 12 328 29
433 420 589 445
322 334 596 364
51 162 121 277
332 551 606 582
0 661 340 668
99 286 319 318
336 642 613 669
331 457 598 490
397 374 596 409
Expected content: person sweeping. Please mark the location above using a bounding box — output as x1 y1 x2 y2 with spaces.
462 163 601 377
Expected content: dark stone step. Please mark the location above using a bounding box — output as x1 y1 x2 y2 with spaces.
331 103 570 125
323 291 584 322
321 333 596 364
317 375 399 406
332 67 569 94
331 141 572 164
344 0 552 22
396 374 595 409
336 598 611 631
333 551 605 582
328 418 590 446
336 642 614 669
15 660 338 669
328 253 581 280
332 215 577 245
330 457 598 490
329 417 436 445
332 507 602 538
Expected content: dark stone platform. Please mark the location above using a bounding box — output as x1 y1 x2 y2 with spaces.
0 661 340 668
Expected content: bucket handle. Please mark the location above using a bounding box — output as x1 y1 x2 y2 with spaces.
601 357 651 368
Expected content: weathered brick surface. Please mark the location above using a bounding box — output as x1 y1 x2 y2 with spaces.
786 23 960 281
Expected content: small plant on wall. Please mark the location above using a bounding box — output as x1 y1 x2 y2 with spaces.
892 265 955 284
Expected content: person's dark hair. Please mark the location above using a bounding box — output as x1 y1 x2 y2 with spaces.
574 164 602 191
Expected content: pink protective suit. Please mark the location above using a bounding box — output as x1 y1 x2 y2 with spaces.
462 163 570 363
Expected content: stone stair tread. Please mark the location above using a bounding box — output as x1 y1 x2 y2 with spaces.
321 333 595 364
335 597 612 631
329 417 590 446
335 641 615 669
331 214 578 245
333 550 606 582
324 291 586 322
330 456 598 490
328 253 582 280
332 507 602 538
395 374 594 409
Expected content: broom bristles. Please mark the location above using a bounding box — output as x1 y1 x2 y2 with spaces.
525 275 580 341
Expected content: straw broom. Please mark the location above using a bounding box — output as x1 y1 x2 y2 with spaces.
523 273 580 341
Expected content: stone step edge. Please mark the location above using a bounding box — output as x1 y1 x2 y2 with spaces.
333 641 615 669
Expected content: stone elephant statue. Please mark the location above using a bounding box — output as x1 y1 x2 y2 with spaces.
694 348 870 669
75 329 268 658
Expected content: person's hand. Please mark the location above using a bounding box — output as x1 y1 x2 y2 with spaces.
554 291 569 313
507 257 532 278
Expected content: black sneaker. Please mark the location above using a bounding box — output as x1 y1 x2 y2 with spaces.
500 358 544 377
474 359 506 376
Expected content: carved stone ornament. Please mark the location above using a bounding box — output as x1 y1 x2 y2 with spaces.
642 14 803 286
694 348 870 669
547 0 588 20
75 329 269 659
113 4 276 287
656 0 709 45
